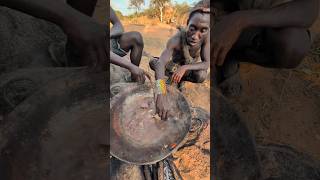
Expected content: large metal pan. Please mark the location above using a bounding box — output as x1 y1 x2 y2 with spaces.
110 83 192 165
0 68 107 180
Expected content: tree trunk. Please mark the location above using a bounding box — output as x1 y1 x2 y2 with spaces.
160 6 163 22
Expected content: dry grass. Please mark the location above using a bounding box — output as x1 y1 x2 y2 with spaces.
121 13 189 27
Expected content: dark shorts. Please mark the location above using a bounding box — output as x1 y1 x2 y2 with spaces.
110 38 127 57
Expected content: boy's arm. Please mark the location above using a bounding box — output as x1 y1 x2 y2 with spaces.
153 35 179 120
0 0 107 70
154 36 179 80
241 0 319 29
0 0 74 27
110 7 124 38
212 0 319 65
110 51 135 70
110 51 146 83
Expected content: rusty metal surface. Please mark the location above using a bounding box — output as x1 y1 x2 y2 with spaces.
110 83 192 165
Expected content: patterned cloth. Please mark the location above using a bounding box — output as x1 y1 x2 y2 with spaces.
110 38 127 57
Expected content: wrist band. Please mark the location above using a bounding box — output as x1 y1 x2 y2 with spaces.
156 79 167 95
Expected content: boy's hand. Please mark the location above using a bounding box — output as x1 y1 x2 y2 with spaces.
63 14 107 71
155 94 170 120
130 66 146 83
172 65 187 84
212 12 246 66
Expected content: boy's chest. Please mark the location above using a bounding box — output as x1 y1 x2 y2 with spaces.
172 46 201 64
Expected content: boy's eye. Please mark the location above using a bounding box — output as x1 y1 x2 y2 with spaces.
201 28 208 33
189 26 196 31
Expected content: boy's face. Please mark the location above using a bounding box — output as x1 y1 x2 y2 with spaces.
186 13 210 47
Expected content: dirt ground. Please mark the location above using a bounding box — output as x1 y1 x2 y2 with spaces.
230 21 320 161
123 16 320 179
123 22 211 180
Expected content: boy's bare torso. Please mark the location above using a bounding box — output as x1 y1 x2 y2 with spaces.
170 31 203 65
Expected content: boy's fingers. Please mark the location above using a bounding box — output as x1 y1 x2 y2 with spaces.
159 110 163 119
164 111 168 120
162 110 166 120
143 71 152 82
177 75 181 83
174 74 179 83
141 75 146 83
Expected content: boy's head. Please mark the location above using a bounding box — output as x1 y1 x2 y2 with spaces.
186 0 210 47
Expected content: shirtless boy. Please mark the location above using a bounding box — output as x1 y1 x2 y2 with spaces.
149 2 210 120
110 7 146 83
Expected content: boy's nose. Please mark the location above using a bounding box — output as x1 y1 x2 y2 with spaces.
193 32 201 40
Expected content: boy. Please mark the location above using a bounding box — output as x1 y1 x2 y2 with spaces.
149 2 210 120
110 7 146 83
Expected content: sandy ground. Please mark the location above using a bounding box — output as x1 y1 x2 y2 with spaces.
230 35 320 161
123 23 211 180
123 17 320 179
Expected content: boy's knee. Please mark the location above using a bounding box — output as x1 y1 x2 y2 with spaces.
149 58 159 71
269 28 310 69
129 31 144 47
193 70 207 83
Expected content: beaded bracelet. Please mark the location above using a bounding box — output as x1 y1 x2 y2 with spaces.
156 79 167 95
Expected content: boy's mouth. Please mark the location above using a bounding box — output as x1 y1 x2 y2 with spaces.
187 39 198 46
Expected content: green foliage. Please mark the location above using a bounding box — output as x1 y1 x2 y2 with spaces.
149 0 171 22
150 0 170 8
174 2 190 16
142 6 158 18
121 0 191 25
129 0 145 13
114 10 123 19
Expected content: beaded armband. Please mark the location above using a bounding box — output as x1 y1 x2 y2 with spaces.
155 79 167 95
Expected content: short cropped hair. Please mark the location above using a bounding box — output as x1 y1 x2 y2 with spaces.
187 0 211 25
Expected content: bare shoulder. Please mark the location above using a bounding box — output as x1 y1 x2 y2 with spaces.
110 7 118 23
166 32 181 50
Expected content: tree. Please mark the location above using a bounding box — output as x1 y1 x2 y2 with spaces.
129 0 144 14
150 0 170 22
174 2 190 16
114 10 124 19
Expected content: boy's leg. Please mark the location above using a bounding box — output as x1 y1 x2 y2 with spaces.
218 27 311 97
233 27 311 68
173 70 207 92
67 0 98 17
117 31 144 81
118 31 144 67
183 70 207 83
